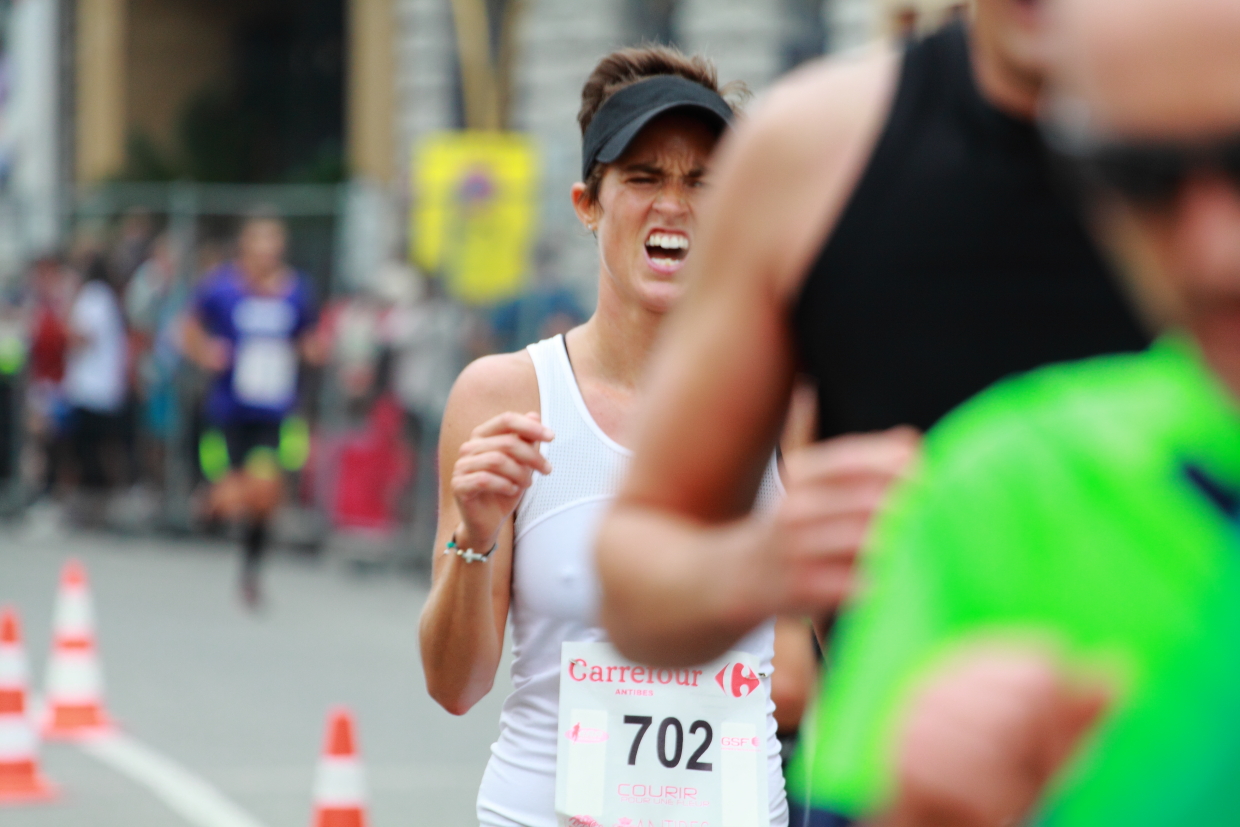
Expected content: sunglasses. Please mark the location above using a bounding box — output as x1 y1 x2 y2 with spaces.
1046 126 1240 209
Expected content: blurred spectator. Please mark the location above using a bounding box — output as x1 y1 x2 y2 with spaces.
487 268 586 353
27 255 73 388
383 265 480 545
109 207 155 289
124 234 187 487
386 267 469 441
0 286 23 491
321 279 392 423
322 393 413 538
195 238 229 278
125 234 178 336
23 254 76 498
63 256 127 520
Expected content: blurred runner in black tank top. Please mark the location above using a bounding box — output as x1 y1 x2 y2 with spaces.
796 20 1145 438
594 0 1147 745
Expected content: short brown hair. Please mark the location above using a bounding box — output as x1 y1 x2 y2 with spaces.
577 45 745 201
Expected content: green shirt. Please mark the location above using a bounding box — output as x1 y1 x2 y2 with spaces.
788 337 1240 826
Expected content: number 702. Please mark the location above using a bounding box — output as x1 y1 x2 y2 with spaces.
623 715 713 771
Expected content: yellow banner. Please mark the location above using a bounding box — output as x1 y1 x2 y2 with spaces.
411 131 539 304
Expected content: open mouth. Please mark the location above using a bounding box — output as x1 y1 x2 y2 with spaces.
644 230 690 274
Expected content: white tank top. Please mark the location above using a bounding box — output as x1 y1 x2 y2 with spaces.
476 335 789 827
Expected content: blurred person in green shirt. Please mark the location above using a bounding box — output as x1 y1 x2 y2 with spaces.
787 0 1240 825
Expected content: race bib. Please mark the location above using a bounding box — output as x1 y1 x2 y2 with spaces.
233 336 296 408
556 641 770 827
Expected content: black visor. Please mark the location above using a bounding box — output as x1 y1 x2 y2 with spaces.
581 75 734 181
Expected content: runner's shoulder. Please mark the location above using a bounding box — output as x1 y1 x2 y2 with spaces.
442 349 539 435
712 44 900 298
729 43 899 177
193 263 240 304
926 344 1182 484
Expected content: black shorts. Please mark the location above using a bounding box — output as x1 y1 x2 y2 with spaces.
69 406 124 489
223 421 281 470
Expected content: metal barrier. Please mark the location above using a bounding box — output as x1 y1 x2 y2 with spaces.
74 182 348 293
71 182 348 535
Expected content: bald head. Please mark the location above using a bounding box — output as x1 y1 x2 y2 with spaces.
1046 0 1240 384
1052 0 1240 139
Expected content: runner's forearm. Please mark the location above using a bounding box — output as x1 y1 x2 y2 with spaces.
419 530 505 715
297 329 328 367
180 316 218 371
597 504 773 667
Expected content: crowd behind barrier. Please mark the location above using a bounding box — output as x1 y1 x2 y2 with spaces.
0 186 585 571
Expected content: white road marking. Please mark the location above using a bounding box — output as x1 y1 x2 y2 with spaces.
80 732 270 827
209 762 478 793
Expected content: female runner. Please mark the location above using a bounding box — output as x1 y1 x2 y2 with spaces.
419 46 789 827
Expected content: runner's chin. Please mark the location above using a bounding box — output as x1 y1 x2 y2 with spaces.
636 272 684 314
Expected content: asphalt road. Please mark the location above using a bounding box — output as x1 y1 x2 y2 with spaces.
0 520 512 827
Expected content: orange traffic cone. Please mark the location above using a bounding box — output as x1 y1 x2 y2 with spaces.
311 708 367 827
0 608 56 803
42 560 113 740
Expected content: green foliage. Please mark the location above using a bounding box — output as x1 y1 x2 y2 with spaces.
178 87 254 183
119 133 179 182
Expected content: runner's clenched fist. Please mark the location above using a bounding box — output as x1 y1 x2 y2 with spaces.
757 426 920 616
885 647 1109 827
452 411 555 553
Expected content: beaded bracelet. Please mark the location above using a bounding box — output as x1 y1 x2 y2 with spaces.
444 534 498 564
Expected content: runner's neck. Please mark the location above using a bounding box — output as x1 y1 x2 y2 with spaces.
239 260 292 297
1190 314 1240 405
968 25 1043 121
574 273 665 391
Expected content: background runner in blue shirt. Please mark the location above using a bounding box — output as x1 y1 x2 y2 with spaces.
183 210 323 607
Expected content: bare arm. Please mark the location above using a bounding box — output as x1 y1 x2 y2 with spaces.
867 648 1109 827
596 49 905 666
180 313 229 373
66 295 93 350
418 353 551 715
297 325 329 367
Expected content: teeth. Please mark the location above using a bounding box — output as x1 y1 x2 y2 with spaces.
647 232 688 251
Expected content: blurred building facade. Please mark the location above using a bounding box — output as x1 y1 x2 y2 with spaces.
0 0 71 270
0 0 963 531
400 0 847 302
0 0 965 293
395 0 964 302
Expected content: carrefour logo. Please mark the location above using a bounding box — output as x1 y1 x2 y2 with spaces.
714 662 760 698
